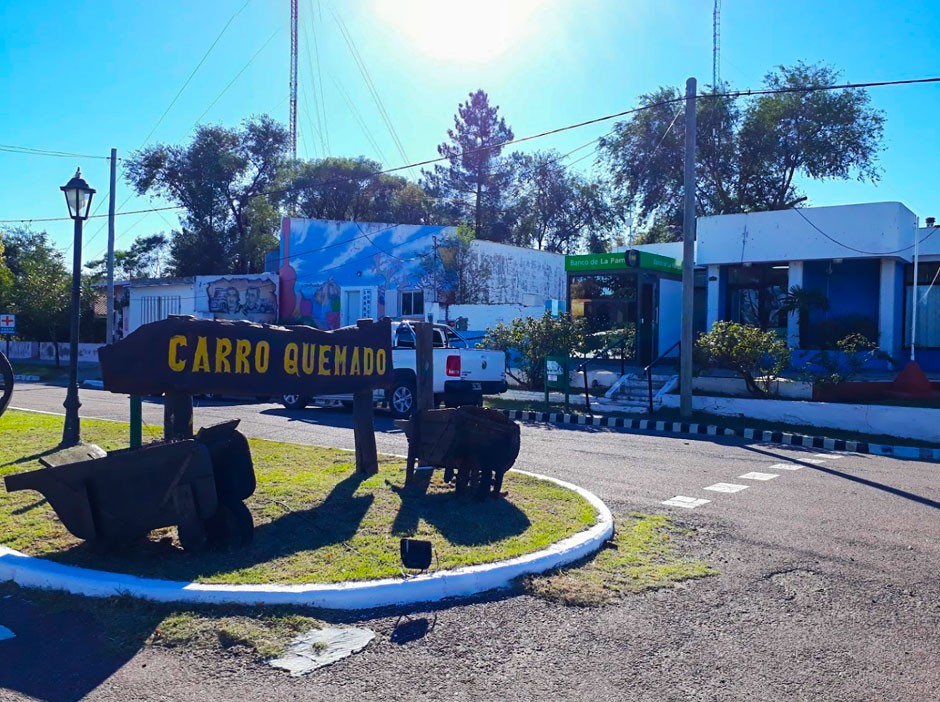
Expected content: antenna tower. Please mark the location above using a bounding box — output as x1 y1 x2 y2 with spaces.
712 0 721 88
289 0 298 161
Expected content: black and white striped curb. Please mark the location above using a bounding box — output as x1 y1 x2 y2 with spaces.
497 409 940 462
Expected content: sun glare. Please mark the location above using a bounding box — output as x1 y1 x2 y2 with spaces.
375 0 545 63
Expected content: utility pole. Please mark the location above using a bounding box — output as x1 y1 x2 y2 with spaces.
680 78 697 417
106 148 117 344
289 0 298 163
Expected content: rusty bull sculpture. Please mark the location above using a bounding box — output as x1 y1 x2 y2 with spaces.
397 406 521 498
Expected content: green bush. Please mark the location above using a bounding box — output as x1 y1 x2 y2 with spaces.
695 321 791 397
483 312 587 390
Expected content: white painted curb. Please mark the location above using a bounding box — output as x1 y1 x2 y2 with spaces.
0 470 613 610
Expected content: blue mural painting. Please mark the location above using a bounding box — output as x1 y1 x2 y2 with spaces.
276 218 457 329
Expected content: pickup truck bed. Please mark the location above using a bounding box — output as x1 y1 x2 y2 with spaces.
281 321 507 418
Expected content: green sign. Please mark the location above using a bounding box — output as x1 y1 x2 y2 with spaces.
545 355 570 391
565 250 681 275
565 252 627 272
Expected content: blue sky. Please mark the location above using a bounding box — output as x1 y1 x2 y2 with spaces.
1 0 938 262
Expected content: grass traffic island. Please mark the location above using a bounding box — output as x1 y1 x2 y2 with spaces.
0 410 717 664
0 409 597 584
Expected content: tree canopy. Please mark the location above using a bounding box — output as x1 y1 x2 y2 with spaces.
598 62 885 242
422 89 515 241
125 115 290 275
291 156 434 224
85 233 169 281
507 151 615 253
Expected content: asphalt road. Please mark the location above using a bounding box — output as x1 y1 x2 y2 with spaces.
1 383 939 701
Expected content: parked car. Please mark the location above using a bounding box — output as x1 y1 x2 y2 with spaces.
280 321 508 418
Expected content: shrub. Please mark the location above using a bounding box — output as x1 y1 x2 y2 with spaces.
802 332 888 385
695 321 791 397
483 312 587 390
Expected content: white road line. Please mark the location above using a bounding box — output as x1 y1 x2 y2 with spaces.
813 454 842 459
739 472 779 481
662 496 711 509
703 483 749 493
802 458 827 464
769 462 801 471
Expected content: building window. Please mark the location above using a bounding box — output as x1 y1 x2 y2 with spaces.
401 290 424 317
905 262 940 348
140 295 181 325
724 264 789 333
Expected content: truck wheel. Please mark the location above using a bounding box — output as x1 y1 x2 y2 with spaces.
388 379 416 419
281 393 309 410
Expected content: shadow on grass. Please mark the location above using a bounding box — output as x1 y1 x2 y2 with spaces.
0 446 61 469
47 471 375 581
388 475 531 546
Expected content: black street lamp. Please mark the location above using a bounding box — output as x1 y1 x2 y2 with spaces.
60 168 95 447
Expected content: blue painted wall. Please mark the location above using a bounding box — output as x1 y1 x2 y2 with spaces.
277 218 455 329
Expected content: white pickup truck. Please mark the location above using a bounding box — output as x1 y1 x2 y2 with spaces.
280 321 508 418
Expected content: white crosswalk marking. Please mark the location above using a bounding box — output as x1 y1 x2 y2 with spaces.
704 483 749 493
662 495 710 509
769 462 801 471
739 472 779 481
814 453 842 459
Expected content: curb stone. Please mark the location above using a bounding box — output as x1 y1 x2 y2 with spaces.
0 470 613 609
496 409 940 462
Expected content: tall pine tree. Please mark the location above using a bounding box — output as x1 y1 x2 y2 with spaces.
423 90 514 241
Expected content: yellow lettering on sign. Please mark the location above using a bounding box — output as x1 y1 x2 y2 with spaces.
334 345 348 375
363 347 374 375
168 335 187 372
350 347 360 375
318 344 331 376
255 341 270 373
193 336 210 372
215 337 232 373
235 340 251 374
302 343 316 375
284 343 299 375
376 349 387 375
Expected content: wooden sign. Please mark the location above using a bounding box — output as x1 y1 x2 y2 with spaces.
99 316 392 397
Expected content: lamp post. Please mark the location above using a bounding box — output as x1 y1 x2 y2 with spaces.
60 168 95 447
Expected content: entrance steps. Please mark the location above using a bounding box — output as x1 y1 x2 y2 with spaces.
599 371 678 410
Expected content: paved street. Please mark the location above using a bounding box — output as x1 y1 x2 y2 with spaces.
2 383 939 701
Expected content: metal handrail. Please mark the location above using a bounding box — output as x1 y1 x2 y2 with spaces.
644 340 680 414
574 332 634 416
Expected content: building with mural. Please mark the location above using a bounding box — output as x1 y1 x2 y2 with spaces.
103 273 279 339
272 218 566 334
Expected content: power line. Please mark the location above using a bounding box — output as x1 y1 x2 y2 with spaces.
194 26 281 127
331 8 410 169
789 206 938 256
4 73 940 226
138 0 253 148
0 144 112 160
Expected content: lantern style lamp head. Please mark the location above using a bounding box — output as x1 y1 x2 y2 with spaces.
60 168 96 220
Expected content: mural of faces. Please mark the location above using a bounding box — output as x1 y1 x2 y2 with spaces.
208 277 277 323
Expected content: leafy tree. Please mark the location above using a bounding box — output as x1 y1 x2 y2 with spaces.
599 62 885 240
125 115 290 274
423 90 515 241
291 156 434 224
507 150 614 253
84 233 169 281
483 312 587 389
418 224 492 306
1 227 73 361
695 321 791 397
